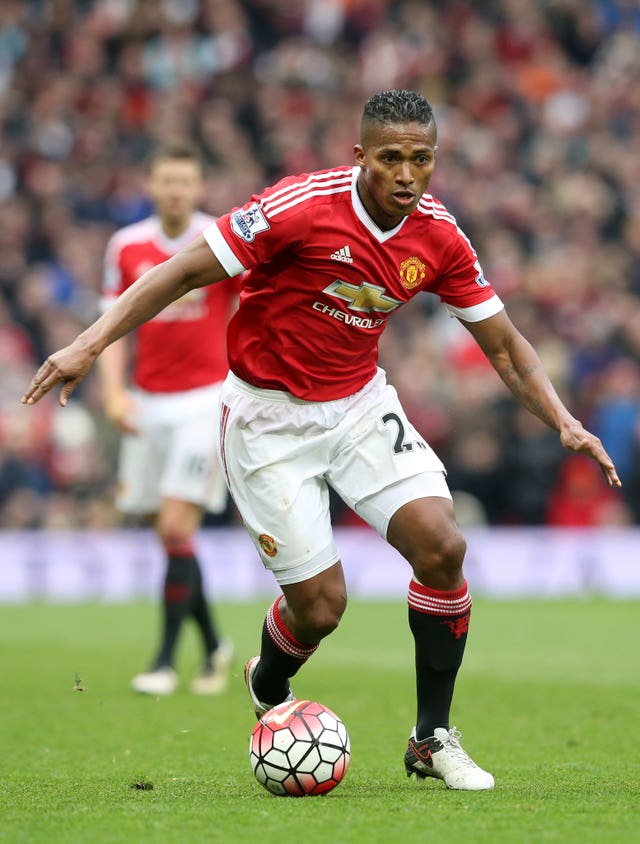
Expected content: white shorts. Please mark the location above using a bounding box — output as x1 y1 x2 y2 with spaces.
117 383 228 515
219 369 451 585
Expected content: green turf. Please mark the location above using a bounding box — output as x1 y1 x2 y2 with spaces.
0 598 637 844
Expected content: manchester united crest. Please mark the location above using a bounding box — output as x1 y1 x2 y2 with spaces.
399 256 426 290
258 533 278 557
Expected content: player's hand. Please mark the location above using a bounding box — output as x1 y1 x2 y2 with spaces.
21 344 96 407
559 422 622 488
103 390 139 434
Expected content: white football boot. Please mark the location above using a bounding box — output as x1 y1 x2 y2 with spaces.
190 640 235 695
131 666 178 696
405 726 495 790
244 655 295 719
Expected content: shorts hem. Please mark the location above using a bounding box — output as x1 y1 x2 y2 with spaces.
355 471 452 539
270 549 341 586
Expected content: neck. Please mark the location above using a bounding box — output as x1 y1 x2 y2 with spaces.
356 174 401 231
161 218 190 239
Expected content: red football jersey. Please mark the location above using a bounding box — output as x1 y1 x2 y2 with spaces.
203 166 503 401
102 212 237 392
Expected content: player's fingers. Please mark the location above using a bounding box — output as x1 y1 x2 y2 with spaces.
586 441 622 488
567 432 622 489
59 379 80 407
21 363 46 401
21 386 36 404
601 463 622 488
21 364 60 405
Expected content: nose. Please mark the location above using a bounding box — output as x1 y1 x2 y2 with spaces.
396 162 414 185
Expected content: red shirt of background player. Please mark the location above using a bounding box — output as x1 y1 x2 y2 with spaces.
102 211 238 393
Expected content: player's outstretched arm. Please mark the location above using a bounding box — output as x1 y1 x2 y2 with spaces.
22 237 228 407
462 309 621 488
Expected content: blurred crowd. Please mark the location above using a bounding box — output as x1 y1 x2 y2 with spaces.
1 0 640 530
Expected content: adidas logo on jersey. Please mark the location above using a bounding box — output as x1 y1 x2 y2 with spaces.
330 245 353 264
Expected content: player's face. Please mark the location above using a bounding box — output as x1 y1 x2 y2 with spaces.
354 120 437 230
147 159 204 233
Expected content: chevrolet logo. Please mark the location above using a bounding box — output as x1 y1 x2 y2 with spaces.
324 280 402 313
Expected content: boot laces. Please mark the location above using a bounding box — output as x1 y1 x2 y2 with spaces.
440 727 477 768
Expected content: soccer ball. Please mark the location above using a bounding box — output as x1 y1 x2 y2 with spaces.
249 699 350 796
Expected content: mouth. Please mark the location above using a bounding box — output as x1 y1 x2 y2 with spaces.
391 191 416 207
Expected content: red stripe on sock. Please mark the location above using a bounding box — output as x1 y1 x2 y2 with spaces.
165 542 195 557
408 578 472 616
165 583 191 603
266 595 318 660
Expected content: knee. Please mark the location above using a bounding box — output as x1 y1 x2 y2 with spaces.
434 528 467 568
411 526 467 586
289 592 347 643
310 594 347 638
157 518 193 551
156 502 201 550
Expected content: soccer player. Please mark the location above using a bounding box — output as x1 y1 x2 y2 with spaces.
23 91 620 788
99 144 237 696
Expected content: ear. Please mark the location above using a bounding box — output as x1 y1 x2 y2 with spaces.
354 144 365 169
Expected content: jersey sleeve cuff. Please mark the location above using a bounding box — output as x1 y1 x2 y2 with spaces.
202 222 246 277
444 294 504 322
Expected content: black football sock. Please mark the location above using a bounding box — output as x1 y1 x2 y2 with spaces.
407 578 472 740
189 555 220 660
153 550 199 669
252 595 318 704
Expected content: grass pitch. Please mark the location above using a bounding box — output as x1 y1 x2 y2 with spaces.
0 598 637 844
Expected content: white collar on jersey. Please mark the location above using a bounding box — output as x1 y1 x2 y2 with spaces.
152 211 213 251
350 166 409 243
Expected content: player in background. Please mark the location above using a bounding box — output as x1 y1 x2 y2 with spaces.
23 91 620 787
99 144 237 696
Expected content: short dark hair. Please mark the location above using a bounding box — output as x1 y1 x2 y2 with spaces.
146 143 204 174
361 89 434 132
